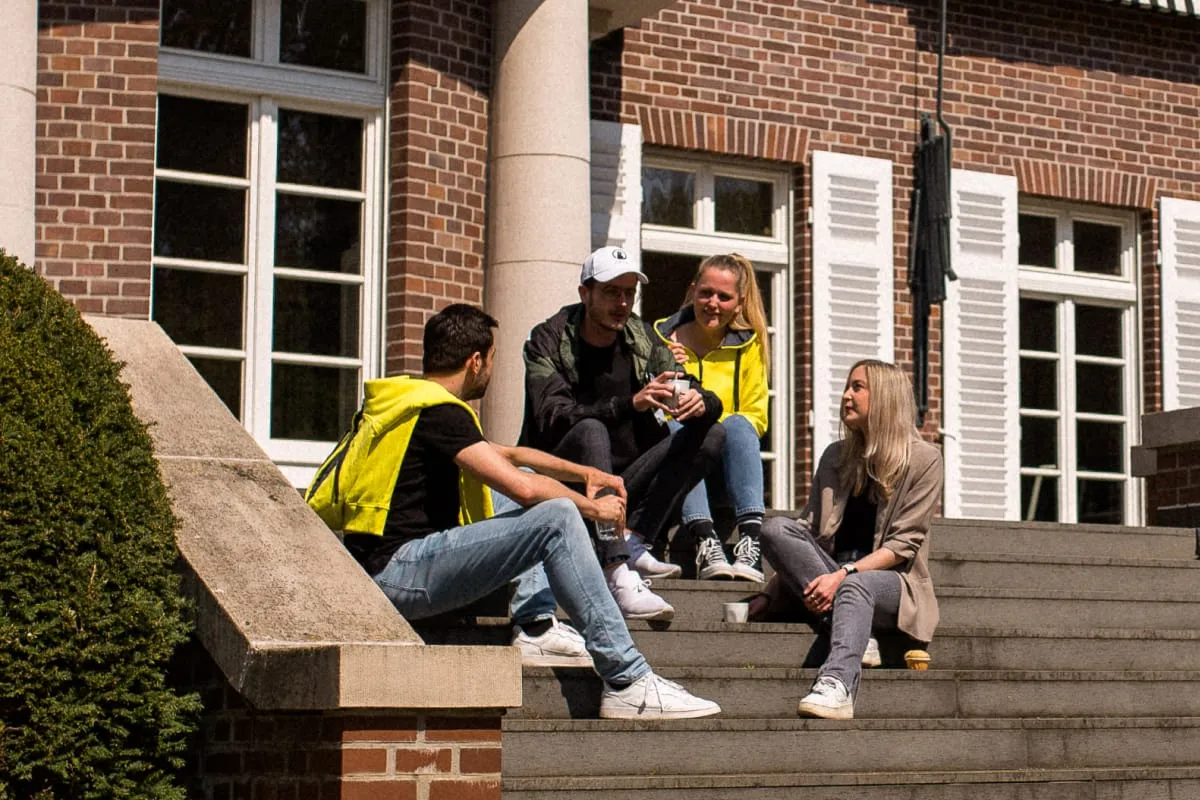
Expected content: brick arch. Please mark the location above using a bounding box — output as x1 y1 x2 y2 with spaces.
634 107 809 164
1013 160 1158 209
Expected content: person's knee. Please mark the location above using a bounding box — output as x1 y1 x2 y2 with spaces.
759 515 792 559
834 574 870 604
700 421 726 457
723 414 757 441
568 418 609 447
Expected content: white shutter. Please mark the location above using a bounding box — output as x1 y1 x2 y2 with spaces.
590 120 642 260
1160 197 1200 411
943 169 1019 519
810 151 894 459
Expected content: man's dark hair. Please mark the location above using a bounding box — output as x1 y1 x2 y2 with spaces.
423 303 498 373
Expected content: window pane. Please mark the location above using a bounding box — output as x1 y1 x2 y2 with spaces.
1018 214 1056 268
155 181 246 263
275 194 361 273
1021 474 1058 522
188 356 243 420
1077 420 1124 473
280 0 367 74
1020 416 1058 468
1019 298 1057 352
157 95 248 177
274 279 360 357
1076 363 1123 415
640 251 698 324
1075 305 1122 358
1078 479 1124 525
271 363 359 441
1019 358 1057 410
153 268 244 348
643 168 694 228
715 176 774 237
277 110 363 190
161 0 251 57
1073 221 1122 276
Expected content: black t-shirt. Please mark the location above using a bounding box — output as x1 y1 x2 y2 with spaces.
576 339 642 472
344 403 485 576
834 486 877 557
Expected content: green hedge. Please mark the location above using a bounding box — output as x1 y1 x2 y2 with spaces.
0 252 198 799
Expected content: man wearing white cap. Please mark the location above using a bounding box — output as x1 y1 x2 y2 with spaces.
519 247 726 620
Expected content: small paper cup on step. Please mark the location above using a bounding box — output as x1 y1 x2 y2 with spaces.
904 649 931 670
723 602 750 624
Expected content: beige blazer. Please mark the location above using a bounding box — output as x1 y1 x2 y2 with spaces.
769 433 943 643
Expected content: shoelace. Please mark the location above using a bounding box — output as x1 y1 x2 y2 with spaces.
812 676 844 698
733 536 760 565
697 537 727 565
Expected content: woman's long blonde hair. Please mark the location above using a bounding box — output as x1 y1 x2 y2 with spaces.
683 253 770 363
838 359 917 501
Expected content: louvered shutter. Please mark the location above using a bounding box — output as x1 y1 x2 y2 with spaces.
590 120 642 259
810 151 894 459
1160 197 1200 411
942 169 1019 519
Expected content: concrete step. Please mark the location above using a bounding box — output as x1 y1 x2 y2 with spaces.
503 766 1200 799
929 517 1196 560
651 580 1200 629
931 550 1200 593
511 666 1200 720
501 716 1200 778
417 619 1200 672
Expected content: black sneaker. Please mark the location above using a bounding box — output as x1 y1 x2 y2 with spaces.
730 535 764 582
695 535 735 580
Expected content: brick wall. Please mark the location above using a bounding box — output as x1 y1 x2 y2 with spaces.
596 0 1200 499
1145 443 1200 529
386 0 491 377
35 0 158 317
175 641 503 800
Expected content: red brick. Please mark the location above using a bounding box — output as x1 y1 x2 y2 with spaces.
458 747 501 774
338 717 419 743
340 748 388 775
393 747 451 773
336 781 417 800
428 778 501 800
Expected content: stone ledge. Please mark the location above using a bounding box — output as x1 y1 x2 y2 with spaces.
86 315 523 712
1140 407 1200 451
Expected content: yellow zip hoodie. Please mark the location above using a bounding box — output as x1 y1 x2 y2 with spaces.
654 308 770 437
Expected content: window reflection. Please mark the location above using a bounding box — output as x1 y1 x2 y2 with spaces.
277 110 362 190
643 168 694 228
155 181 246 263
273 278 360 357
1018 214 1056 268
280 0 367 74
715 176 773 236
157 95 248 177
161 0 251 57
274 194 361 273
272 363 359 441
153 268 245 349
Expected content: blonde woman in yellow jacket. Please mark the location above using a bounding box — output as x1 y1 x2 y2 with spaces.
654 253 770 582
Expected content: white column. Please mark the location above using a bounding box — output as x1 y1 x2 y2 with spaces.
0 0 38 267
483 0 592 444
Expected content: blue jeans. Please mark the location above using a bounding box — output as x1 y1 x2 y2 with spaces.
373 495 650 685
674 414 766 525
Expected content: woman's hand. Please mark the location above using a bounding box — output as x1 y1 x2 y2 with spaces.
802 570 846 615
667 332 689 365
671 388 706 421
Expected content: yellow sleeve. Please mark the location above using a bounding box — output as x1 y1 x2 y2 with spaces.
739 338 770 437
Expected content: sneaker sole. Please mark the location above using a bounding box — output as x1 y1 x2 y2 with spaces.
797 700 854 720
599 702 721 720
861 652 882 668
519 654 595 668
697 566 737 580
622 606 675 621
729 565 764 582
634 565 683 580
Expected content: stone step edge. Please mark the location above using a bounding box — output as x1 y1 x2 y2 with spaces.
927 517 1192 537
519 666 1200 682
502 764 1200 793
503 714 1200 733
934 549 1200 568
652 581 1200 604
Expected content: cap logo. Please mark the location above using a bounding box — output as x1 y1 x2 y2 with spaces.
611 248 627 260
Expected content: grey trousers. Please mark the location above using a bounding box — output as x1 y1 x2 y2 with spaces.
760 516 901 696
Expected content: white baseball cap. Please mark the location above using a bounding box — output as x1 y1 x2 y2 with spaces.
580 247 649 285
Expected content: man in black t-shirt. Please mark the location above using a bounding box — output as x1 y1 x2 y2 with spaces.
344 304 720 720
520 248 726 620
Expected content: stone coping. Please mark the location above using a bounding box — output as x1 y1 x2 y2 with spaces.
1132 407 1200 476
87 316 522 711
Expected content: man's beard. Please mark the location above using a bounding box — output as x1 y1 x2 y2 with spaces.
463 373 490 401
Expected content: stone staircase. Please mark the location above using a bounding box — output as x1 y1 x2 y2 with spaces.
494 518 1200 798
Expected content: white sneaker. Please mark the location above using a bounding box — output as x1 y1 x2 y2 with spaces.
729 535 764 582
512 619 593 668
627 532 683 579
862 636 881 668
797 675 853 720
599 672 721 720
608 564 675 621
695 536 736 580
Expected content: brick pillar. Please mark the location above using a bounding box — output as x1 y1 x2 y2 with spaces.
35 0 158 316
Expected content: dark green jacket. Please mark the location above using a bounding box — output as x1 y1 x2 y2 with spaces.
519 303 722 450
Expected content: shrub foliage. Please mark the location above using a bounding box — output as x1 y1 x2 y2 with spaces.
0 252 199 798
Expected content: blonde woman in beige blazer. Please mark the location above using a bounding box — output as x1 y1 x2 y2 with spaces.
755 360 943 719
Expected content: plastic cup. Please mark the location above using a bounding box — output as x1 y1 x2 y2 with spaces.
670 377 691 410
724 601 750 623
904 649 931 670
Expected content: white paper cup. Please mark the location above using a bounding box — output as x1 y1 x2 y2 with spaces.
723 601 750 623
670 378 691 410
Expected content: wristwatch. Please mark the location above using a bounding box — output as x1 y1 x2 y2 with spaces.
842 563 859 576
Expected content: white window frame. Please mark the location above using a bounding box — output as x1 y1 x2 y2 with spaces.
639 156 795 509
1017 200 1141 524
154 0 388 487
